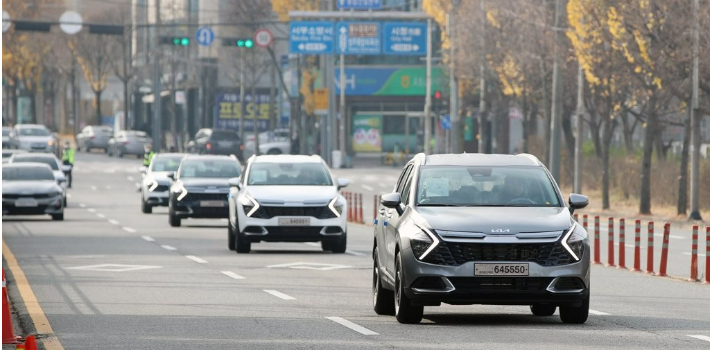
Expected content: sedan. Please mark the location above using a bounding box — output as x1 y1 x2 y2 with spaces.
108 130 152 158
2 163 65 220
9 153 69 206
2 149 27 164
140 153 185 213
76 125 113 152
8 124 58 154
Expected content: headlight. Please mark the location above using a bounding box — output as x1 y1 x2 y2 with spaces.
173 183 188 201
410 225 440 261
328 197 344 218
240 194 259 217
562 223 585 261
48 140 55 146
148 178 159 192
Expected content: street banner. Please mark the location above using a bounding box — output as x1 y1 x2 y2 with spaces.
214 93 270 132
352 114 382 152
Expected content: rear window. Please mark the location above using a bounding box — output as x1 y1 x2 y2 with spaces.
12 157 59 170
2 166 55 181
179 159 241 178
211 131 240 142
2 129 10 136
151 156 183 172
18 127 50 136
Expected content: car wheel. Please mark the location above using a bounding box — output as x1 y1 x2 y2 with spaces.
51 213 64 221
141 195 152 214
321 241 332 251
168 202 181 227
267 148 282 155
235 230 251 254
530 304 556 316
373 247 395 315
63 196 67 207
227 221 236 251
394 251 423 324
117 148 123 158
330 233 347 253
559 294 589 324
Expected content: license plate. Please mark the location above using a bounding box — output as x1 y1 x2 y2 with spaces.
278 217 310 226
15 198 38 207
217 141 233 148
474 263 529 276
200 200 224 207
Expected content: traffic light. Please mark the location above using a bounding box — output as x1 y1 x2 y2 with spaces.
434 90 442 100
222 38 254 48
159 36 190 46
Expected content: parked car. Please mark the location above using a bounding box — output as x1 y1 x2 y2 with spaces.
2 163 65 220
372 153 590 324
187 129 243 159
140 153 186 213
8 124 58 154
9 153 70 206
167 155 242 227
2 149 26 164
228 154 349 254
242 139 291 158
76 125 113 152
108 130 152 158
2 127 11 148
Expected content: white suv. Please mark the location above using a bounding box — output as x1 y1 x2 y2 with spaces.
227 155 349 253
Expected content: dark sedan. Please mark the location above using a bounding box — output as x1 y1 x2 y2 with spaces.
2 163 65 220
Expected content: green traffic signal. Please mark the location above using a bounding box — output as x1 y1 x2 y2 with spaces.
237 39 254 48
172 37 190 46
181 37 190 46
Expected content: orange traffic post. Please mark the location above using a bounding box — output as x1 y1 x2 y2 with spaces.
372 195 378 224
647 221 655 275
689 225 699 282
704 227 710 285
2 270 21 345
582 214 588 232
357 193 365 224
658 223 670 277
607 217 615 267
346 192 353 222
617 218 626 269
631 220 642 272
593 216 601 264
573 213 578 222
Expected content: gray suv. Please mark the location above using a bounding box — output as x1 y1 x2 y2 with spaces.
372 153 590 324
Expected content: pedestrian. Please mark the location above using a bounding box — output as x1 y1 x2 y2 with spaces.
143 143 155 167
61 140 75 188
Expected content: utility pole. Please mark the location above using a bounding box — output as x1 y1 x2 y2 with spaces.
238 48 245 144
548 0 565 181
152 0 162 151
449 0 460 153
424 18 433 155
338 7 346 161
574 63 584 194
478 0 487 154
689 0 702 220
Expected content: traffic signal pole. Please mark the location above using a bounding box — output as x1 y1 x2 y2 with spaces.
424 18 432 155
152 0 162 151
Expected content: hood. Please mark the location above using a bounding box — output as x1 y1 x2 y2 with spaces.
414 206 572 234
18 135 52 143
3 180 61 195
246 185 337 205
179 177 231 188
149 171 174 184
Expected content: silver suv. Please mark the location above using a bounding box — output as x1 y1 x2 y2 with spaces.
373 153 590 324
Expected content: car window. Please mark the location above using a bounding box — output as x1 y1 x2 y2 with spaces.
400 166 415 206
179 159 241 179
151 156 183 172
394 164 412 194
415 166 561 207
2 166 55 181
211 131 240 142
12 156 59 171
247 162 333 186
18 128 50 136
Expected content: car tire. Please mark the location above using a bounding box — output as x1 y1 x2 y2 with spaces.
63 196 67 207
227 222 236 251
530 304 556 316
559 294 589 324
107 147 113 157
373 247 395 315
141 196 152 214
235 230 251 253
168 202 181 227
267 148 282 155
330 233 347 253
51 213 64 221
117 148 123 158
394 251 423 324
321 241 332 251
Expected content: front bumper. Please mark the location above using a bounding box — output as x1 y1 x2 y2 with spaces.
2 196 64 216
399 245 590 307
239 215 347 243
145 190 169 206
172 193 229 219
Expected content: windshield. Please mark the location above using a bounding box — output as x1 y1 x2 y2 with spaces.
12 157 59 171
416 166 561 207
151 156 183 172
2 166 55 181
179 159 241 179
247 162 333 186
18 128 50 137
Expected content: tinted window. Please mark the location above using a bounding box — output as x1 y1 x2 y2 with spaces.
18 128 50 136
12 157 59 170
179 159 241 178
247 162 333 186
416 166 560 207
151 156 183 172
211 131 240 142
3 166 54 181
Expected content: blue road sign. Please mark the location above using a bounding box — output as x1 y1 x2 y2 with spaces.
289 21 335 54
440 114 451 130
336 0 382 10
336 22 381 55
195 26 215 46
383 22 427 56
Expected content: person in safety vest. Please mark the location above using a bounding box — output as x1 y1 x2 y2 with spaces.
61 141 75 188
143 143 155 167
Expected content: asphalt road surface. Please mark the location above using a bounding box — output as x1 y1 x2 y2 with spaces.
3 152 710 349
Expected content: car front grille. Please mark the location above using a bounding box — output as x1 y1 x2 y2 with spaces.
263 226 324 236
422 241 574 266
153 184 170 192
3 193 55 199
448 277 554 293
251 206 336 219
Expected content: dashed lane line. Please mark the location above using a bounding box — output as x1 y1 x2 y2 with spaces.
160 245 177 251
87 208 96 213
185 255 208 264
108 219 120 225
90 186 97 191
127 176 135 181
141 236 155 242
79 203 86 208
263 290 296 300
304 242 320 247
588 309 611 316
66 193 72 199
123 227 136 233
220 271 246 280
688 335 710 343
346 250 368 257
96 214 105 219
326 317 378 336
361 184 374 191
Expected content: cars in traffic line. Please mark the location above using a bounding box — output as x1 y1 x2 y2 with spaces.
372 153 590 324
228 155 349 254
168 155 242 227
108 130 152 158
2 163 65 220
140 153 186 213
2 127 11 148
9 153 70 206
2 149 26 164
187 128 243 160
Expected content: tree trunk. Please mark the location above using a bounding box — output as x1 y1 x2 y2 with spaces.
639 101 657 214
677 108 692 215
601 118 617 210
562 106 576 188
95 89 102 125
654 122 666 162
522 95 530 153
587 111 602 158
620 113 636 154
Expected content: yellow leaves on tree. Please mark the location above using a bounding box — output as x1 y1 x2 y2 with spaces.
271 0 318 22
2 34 44 91
494 55 524 97
423 0 452 49
300 68 315 115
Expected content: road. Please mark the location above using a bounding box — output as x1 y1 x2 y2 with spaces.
3 152 710 349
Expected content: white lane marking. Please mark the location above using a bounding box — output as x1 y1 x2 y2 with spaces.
378 183 389 188
105 185 112 190
361 184 374 192
134 183 141 188
589 309 611 316
221 271 246 280
683 252 707 257
263 290 296 300
79 203 86 208
127 176 135 181
96 213 105 219
91 186 97 191
123 227 136 233
346 250 367 257
654 233 685 240
688 335 710 343
625 244 635 249
108 219 120 225
87 208 96 213
185 255 208 264
161 245 177 251
141 235 155 242
326 317 378 336
67 193 72 199
220 218 228 222
304 242 320 247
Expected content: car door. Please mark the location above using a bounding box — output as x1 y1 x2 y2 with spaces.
376 164 409 255
384 163 413 276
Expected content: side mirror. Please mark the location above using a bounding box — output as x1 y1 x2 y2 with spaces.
228 177 241 189
381 192 403 215
568 193 589 214
337 178 350 190
167 172 176 181
139 166 147 174
57 178 67 184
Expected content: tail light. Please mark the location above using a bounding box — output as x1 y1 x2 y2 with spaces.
239 144 245 150
206 142 212 150
122 141 129 145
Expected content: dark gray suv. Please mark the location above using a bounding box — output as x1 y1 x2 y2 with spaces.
372 153 590 324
